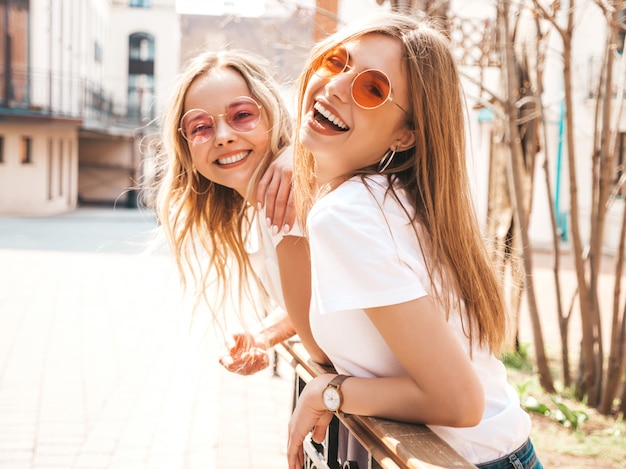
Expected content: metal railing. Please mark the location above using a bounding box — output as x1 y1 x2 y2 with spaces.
278 341 477 469
0 67 155 133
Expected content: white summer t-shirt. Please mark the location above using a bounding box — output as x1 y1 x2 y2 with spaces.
247 208 302 314
307 175 531 465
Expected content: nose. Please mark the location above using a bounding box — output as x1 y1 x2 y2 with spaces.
212 115 235 146
325 70 354 105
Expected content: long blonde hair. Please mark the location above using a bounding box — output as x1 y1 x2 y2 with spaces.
154 49 292 326
293 13 506 353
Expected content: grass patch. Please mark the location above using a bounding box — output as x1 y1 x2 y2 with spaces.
505 344 626 468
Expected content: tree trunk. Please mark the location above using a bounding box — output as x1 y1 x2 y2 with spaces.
539 102 571 385
597 4 626 414
500 0 554 392
556 3 599 404
601 188 626 414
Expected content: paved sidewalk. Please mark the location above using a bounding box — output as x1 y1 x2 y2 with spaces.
0 208 294 469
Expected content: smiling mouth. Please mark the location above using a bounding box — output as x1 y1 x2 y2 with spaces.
313 101 349 131
216 151 249 165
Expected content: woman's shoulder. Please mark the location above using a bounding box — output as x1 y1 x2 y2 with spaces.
309 175 406 233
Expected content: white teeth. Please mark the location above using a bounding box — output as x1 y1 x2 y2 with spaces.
314 102 348 129
217 151 248 165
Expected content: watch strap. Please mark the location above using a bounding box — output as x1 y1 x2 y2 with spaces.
328 374 350 389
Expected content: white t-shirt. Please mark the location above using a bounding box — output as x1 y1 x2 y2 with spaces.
307 175 531 465
247 208 301 314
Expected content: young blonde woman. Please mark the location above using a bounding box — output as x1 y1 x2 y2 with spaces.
287 13 541 469
154 49 327 375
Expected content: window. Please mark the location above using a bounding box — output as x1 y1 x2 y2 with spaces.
94 41 102 63
0 0 30 107
67 141 73 205
58 139 63 196
129 0 151 7
47 138 53 199
128 33 155 120
20 136 31 164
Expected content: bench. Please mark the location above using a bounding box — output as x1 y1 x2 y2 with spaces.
277 340 477 469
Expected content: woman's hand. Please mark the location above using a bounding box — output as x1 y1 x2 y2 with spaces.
287 374 336 469
219 332 270 376
256 146 295 234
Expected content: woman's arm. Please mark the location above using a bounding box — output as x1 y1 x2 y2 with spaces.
357 296 484 425
276 235 330 366
287 296 484 468
220 236 331 375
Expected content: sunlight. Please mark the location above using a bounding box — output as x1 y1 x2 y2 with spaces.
175 0 266 17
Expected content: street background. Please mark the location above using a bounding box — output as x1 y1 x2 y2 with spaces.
0 207 294 469
0 207 619 469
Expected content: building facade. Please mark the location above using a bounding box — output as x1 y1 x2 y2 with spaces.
0 0 180 215
1 0 623 255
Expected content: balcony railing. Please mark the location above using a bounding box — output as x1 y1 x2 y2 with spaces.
277 341 477 469
0 67 155 133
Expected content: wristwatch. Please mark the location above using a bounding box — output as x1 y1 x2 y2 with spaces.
322 374 350 412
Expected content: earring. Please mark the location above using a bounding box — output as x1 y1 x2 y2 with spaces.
378 147 396 173
190 167 210 195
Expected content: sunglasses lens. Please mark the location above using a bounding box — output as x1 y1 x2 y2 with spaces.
180 97 261 144
226 97 261 131
315 45 348 78
313 43 393 110
180 110 215 144
352 70 391 109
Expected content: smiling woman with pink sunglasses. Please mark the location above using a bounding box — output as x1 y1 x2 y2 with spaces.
288 13 541 469
152 49 328 376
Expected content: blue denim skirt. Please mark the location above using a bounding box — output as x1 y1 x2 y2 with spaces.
476 439 542 469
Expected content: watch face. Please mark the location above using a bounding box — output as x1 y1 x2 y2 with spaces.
323 387 341 411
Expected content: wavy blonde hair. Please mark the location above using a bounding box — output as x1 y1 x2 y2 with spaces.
293 13 507 353
154 49 292 328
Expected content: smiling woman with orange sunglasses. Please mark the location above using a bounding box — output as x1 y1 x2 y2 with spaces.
287 13 541 469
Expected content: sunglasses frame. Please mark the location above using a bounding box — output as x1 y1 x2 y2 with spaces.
314 44 410 115
178 96 263 145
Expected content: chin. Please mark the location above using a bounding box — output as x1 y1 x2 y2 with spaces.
300 129 329 157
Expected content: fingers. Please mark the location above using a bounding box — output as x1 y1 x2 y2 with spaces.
311 410 334 443
256 165 277 213
223 333 245 353
256 157 294 234
287 390 334 469
276 184 295 233
260 170 291 234
287 442 304 469
287 427 305 469
218 348 270 376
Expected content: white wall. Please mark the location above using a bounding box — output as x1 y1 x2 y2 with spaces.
0 123 78 215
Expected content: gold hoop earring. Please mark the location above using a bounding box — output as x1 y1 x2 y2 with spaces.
190 184 210 196
378 148 396 173
190 168 210 195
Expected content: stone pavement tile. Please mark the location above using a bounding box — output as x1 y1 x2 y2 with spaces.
0 235 295 469
32 451 77 468
73 452 113 469
0 451 31 469
0 208 298 468
216 359 294 469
